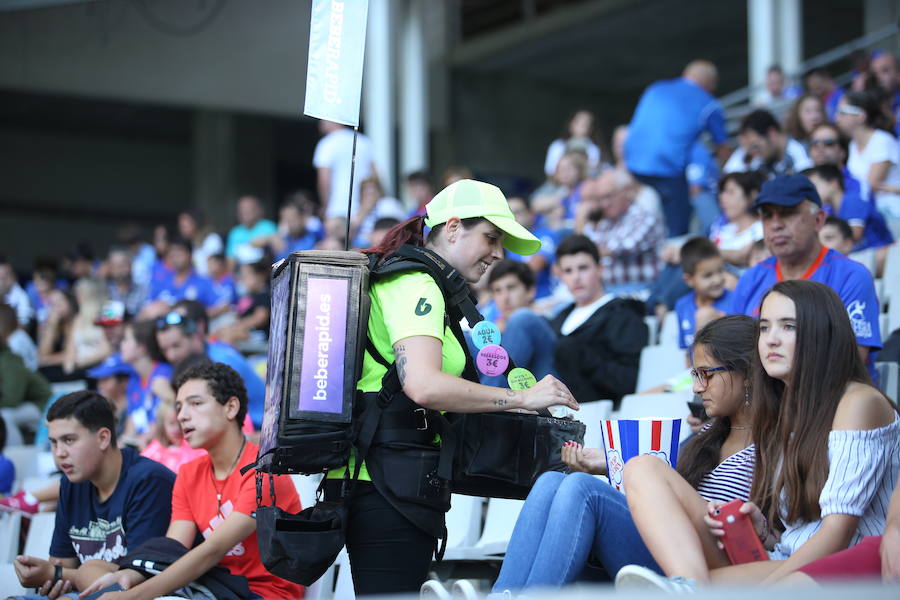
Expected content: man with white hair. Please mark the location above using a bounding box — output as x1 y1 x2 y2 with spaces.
575 170 665 296
625 60 731 237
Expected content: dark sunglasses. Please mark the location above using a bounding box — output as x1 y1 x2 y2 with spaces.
809 138 839 148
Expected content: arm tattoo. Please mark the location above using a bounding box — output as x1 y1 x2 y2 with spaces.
494 389 516 407
394 344 408 386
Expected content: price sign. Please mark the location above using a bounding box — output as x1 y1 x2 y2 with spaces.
472 321 501 349
507 367 537 390
476 344 509 377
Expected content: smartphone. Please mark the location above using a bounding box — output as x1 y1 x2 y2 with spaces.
687 400 707 420
715 499 769 565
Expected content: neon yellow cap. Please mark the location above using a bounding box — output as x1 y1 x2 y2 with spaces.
423 179 541 256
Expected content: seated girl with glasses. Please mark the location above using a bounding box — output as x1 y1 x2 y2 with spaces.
617 280 899 592
488 315 757 595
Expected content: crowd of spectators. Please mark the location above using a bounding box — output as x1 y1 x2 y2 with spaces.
0 50 900 598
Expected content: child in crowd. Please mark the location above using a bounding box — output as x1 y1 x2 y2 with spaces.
675 238 733 358
86 354 134 438
747 239 772 268
709 171 764 268
506 196 560 300
79 361 301 600
212 260 271 346
819 215 856 255
120 320 173 448
617 280 899 591
489 315 757 594
140 400 204 473
205 253 238 309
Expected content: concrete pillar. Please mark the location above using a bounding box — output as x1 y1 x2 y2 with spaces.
777 0 802 78
748 0 777 90
399 0 428 205
192 110 236 233
364 0 397 196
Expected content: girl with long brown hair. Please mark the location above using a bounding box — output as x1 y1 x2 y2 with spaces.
616 280 899 591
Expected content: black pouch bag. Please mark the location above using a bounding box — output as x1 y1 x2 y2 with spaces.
256 500 348 586
447 411 586 499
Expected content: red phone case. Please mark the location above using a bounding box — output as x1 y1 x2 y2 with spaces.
715 499 769 565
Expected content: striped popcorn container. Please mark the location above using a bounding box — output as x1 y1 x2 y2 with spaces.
600 419 682 493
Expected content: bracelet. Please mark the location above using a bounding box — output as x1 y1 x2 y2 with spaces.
53 564 62 585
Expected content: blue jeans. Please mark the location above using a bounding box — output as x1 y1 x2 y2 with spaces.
492 471 661 592
467 309 557 387
633 173 691 237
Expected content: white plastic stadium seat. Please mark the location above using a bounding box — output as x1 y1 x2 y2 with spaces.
0 563 28 595
876 362 899 403
0 512 22 563
849 248 877 276
636 344 687 393
578 399 614 450
24 511 56 560
444 494 485 553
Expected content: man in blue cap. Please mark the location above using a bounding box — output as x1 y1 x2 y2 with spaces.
730 174 882 369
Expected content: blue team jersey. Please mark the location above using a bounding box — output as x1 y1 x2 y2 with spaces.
125 362 173 434
675 289 733 350
729 247 882 376
50 448 174 563
207 341 265 428
686 142 720 195
506 226 560 299
836 169 895 251
148 270 220 307
278 230 323 260
210 274 238 307
625 78 728 177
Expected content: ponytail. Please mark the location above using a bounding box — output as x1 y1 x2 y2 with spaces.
363 215 426 257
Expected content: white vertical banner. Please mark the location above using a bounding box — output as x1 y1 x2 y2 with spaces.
304 0 370 126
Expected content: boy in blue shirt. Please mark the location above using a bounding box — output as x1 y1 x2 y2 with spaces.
804 164 894 252
11 391 175 595
506 195 560 300
674 237 733 354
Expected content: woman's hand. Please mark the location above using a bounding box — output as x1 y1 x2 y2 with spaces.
703 501 767 550
79 568 146 598
519 375 579 412
562 442 606 475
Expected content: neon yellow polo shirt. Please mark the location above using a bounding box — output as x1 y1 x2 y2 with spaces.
330 271 466 481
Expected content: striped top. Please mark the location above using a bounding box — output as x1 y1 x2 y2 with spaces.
771 414 900 560
696 443 756 504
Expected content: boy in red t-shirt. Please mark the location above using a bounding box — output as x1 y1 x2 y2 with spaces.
82 361 302 600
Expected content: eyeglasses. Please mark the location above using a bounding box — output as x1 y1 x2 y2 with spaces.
156 311 193 331
809 138 839 148
837 105 864 117
690 366 733 390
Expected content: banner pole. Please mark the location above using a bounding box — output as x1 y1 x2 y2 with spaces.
345 126 359 251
